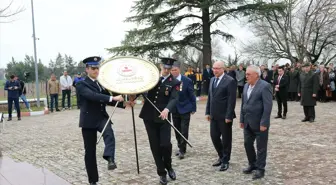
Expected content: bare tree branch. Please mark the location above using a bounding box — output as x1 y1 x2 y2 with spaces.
0 0 25 23
243 0 336 64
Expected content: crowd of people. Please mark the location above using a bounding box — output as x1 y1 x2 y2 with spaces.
182 62 336 102
2 58 334 185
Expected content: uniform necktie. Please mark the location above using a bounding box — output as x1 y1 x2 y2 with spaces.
94 80 102 92
160 76 165 83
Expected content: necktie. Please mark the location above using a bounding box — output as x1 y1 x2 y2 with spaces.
94 80 102 92
160 76 164 83
277 75 281 85
214 77 219 88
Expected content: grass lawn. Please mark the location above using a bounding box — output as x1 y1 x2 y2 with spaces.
1 106 45 114
0 79 4 87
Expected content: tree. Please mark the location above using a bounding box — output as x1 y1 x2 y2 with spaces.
53 53 65 77
107 0 284 67
243 0 336 64
64 54 77 75
0 0 25 23
172 36 226 70
5 55 47 82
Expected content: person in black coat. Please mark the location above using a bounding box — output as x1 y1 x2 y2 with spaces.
202 64 214 95
76 56 125 185
4 74 21 121
130 57 180 185
273 66 289 119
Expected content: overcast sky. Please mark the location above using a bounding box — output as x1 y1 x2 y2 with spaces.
0 0 257 69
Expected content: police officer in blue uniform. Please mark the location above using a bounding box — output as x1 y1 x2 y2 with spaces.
131 57 181 185
170 61 197 159
76 56 125 185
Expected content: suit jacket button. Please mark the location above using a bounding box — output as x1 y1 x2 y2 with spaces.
156 91 159 94
154 101 156 103
155 96 157 98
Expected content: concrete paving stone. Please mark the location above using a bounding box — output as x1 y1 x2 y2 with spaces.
0 100 336 184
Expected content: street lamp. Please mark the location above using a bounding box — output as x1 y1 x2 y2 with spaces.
30 0 40 107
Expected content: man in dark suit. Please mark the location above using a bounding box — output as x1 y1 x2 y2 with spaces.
298 62 319 122
130 57 180 185
4 74 21 121
170 61 196 159
76 56 125 185
274 66 289 119
205 61 237 171
240 65 273 180
202 64 214 95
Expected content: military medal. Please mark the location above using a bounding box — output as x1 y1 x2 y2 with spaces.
165 87 169 95
180 82 183 91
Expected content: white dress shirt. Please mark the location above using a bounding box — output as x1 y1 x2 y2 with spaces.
247 80 259 99
214 73 225 87
60 75 73 90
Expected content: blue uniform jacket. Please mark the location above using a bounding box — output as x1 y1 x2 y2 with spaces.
173 75 197 114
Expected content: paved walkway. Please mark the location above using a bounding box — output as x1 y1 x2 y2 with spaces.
0 100 335 185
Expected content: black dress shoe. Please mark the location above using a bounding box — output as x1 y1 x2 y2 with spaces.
178 152 185 159
7 118 12 121
175 150 180 156
243 165 257 174
309 118 314 123
219 163 229 171
301 118 308 122
18 117 21 121
252 170 265 180
282 115 286 119
274 115 282 119
212 158 222 166
159 175 168 185
167 168 176 180
90 183 97 185
107 158 117 170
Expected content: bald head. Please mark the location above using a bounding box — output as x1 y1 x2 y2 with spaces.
214 61 225 68
212 61 225 77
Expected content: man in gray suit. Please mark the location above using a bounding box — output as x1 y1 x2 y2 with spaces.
206 61 237 171
240 65 273 180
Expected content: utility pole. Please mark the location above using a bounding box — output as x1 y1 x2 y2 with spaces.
30 0 40 107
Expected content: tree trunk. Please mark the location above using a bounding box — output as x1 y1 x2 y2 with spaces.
202 8 212 68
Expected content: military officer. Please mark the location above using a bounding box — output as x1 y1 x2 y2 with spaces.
76 56 125 185
130 57 181 185
298 62 319 123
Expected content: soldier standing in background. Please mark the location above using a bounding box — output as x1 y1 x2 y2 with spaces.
298 63 319 123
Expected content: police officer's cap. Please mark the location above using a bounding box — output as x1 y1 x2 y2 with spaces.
82 56 101 68
160 57 177 69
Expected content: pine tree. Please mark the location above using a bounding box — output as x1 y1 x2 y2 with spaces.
107 0 284 67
